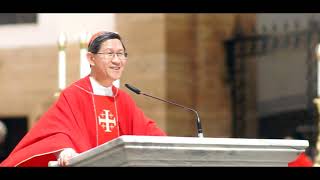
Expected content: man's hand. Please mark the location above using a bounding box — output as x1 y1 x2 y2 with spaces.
56 148 79 167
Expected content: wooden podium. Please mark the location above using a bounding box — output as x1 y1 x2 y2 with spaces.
49 135 309 167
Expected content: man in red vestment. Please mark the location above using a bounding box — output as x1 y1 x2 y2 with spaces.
0 31 166 167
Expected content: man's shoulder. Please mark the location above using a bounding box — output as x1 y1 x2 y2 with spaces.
117 88 135 102
60 78 91 98
117 88 131 99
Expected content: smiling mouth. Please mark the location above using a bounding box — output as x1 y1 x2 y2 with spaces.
110 67 120 70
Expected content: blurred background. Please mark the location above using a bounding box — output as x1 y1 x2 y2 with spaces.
0 13 319 164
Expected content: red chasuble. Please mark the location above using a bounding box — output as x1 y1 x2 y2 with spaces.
0 75 166 167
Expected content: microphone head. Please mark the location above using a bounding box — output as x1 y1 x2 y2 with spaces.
125 84 141 94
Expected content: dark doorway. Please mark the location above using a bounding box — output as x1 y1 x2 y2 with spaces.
224 18 320 160
259 109 308 139
0 117 28 162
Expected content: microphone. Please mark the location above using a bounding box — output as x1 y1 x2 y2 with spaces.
125 83 204 138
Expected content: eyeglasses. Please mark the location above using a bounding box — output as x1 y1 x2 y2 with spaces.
95 52 128 60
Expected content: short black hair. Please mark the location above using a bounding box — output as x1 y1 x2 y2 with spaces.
88 31 126 53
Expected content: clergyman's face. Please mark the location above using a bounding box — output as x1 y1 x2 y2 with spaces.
89 39 127 85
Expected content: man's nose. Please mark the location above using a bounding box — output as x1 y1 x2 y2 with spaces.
111 54 121 63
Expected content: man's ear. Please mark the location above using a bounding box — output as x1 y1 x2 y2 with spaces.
87 52 95 66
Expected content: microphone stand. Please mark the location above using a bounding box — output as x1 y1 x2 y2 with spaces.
125 84 204 138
